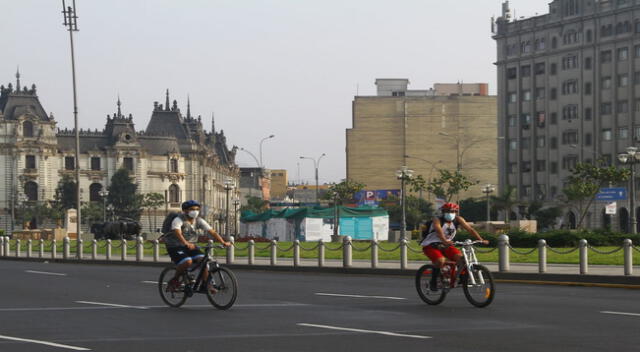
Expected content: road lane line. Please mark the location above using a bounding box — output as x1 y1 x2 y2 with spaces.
75 301 148 310
0 334 90 350
141 281 158 284
315 293 407 300
0 303 309 312
297 323 431 339
601 311 640 317
25 270 67 276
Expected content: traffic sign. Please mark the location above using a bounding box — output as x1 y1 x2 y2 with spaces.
605 202 617 215
595 187 627 201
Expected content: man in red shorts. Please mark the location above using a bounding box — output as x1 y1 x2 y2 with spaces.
420 202 488 291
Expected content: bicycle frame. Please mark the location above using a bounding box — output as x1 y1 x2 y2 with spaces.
456 240 486 286
187 245 225 294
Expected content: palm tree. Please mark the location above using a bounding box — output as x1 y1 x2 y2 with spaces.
491 185 517 223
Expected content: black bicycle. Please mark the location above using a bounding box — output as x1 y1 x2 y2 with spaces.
158 244 238 309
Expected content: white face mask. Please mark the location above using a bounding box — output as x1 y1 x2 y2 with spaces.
188 210 199 219
444 212 456 221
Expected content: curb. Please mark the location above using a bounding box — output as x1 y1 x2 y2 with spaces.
2 256 639 289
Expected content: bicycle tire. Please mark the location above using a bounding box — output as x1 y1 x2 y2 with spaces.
461 264 495 308
415 264 447 305
158 266 189 308
206 266 238 310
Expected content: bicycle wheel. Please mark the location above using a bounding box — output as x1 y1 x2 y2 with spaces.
415 264 447 305
206 267 238 310
158 266 189 308
461 264 495 308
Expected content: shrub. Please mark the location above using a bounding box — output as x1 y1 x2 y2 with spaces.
458 228 640 247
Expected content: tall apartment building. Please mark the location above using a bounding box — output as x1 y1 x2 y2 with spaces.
269 169 288 200
346 79 497 200
493 0 640 230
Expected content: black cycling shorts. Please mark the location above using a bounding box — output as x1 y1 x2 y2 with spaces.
166 246 204 265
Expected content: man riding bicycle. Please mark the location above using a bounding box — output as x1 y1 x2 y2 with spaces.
420 202 488 290
164 200 230 292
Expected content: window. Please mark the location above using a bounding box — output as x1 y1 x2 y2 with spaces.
635 45 640 58
601 76 612 89
521 65 531 77
635 99 640 112
562 105 578 120
168 184 180 203
508 162 517 174
536 136 546 148
562 130 578 144
25 155 36 169
618 74 629 87
123 157 134 171
535 38 546 50
618 47 629 60
550 63 557 75
521 41 532 53
636 20 640 34
550 88 557 100
602 24 614 37
550 112 558 124
586 29 593 42
584 82 592 95
508 115 517 127
550 162 558 174
635 126 640 140
550 137 558 149
601 154 612 166
585 133 593 146
521 185 532 197
617 100 629 113
601 50 613 63
585 57 592 69
170 159 178 173
91 157 101 171
585 108 592 121
635 72 640 84
537 112 546 128
521 113 531 128
507 92 517 103
521 161 532 172
535 88 546 100
522 90 531 101
65 156 75 171
89 183 103 202
507 67 517 79
536 160 547 172
24 181 38 201
562 55 578 69
602 128 613 141
563 31 578 45
535 63 545 75
619 127 629 139
509 139 518 150
521 138 531 150
601 102 613 115
562 155 578 170
23 121 34 138
552 37 558 49
562 80 578 95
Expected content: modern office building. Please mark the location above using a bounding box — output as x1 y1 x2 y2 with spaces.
493 0 640 230
346 79 498 201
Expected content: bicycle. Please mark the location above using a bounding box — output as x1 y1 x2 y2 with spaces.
415 239 495 308
158 244 238 309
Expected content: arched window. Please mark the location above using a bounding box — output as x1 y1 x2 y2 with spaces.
567 211 577 230
586 29 592 42
23 121 34 138
619 208 630 233
89 183 103 202
602 209 611 229
170 159 178 173
551 37 558 49
169 184 180 203
24 181 38 201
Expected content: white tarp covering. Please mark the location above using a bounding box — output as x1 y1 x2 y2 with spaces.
372 216 389 241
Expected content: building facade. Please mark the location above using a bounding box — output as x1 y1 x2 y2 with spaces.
493 0 640 230
269 169 288 200
346 79 498 201
0 74 239 235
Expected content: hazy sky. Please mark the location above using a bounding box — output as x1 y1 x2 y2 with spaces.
2 0 547 184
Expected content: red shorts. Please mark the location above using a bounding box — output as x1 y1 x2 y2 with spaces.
422 244 461 263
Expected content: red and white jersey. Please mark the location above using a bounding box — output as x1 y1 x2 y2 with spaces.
420 218 458 247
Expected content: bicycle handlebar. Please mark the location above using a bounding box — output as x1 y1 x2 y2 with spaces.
452 240 485 246
203 244 227 250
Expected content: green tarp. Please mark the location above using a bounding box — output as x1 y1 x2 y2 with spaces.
241 206 388 223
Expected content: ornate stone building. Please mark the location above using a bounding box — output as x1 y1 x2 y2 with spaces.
0 73 239 235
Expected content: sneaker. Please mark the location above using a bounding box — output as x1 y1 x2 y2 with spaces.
198 284 218 294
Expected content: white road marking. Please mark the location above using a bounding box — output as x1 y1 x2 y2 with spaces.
297 323 431 339
601 311 640 317
315 292 407 300
25 270 67 276
75 301 148 310
141 281 159 284
0 334 90 350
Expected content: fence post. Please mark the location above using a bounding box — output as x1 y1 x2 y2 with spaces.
78 239 83 260
136 236 143 262
63 237 70 259
0 237 4 256
39 239 44 258
227 236 235 265
153 240 159 262
498 234 510 272
106 239 112 261
92 240 97 260
270 240 277 266
371 239 378 268
51 239 57 259
248 240 255 265
343 236 352 268
318 239 324 267
623 239 633 276
15 239 21 258
579 239 588 275
293 240 300 267
27 239 32 258
400 238 408 270
121 239 127 261
538 239 547 273
5 237 11 257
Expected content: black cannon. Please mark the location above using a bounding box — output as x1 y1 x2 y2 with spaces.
91 218 142 240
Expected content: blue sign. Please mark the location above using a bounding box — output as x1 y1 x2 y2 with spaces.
354 189 401 206
595 187 627 201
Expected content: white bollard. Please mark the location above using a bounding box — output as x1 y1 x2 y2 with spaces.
343 236 352 268
106 239 112 261
248 240 255 265
270 240 277 266
0 237 5 256
400 239 408 270
318 239 325 267
623 239 633 276
227 236 235 265
51 239 57 259
92 240 98 260
78 239 84 260
498 234 510 272
39 238 44 258
63 237 70 259
538 239 547 273
4 237 11 257
579 239 588 275
371 239 379 268
293 240 300 267
27 239 32 258
153 240 159 262
15 239 21 257
136 236 143 262
121 239 127 261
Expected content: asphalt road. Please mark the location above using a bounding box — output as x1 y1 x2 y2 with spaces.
0 260 638 352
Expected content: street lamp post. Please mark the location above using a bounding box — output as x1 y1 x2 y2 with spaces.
395 166 414 240
61 0 82 256
233 197 240 236
106 205 114 222
259 134 275 168
300 153 326 204
223 178 235 239
98 189 109 223
481 184 495 225
618 147 640 234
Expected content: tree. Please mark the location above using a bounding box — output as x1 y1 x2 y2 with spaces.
51 175 76 221
408 175 428 199
531 206 563 230
562 162 629 229
107 168 142 221
240 196 269 214
491 185 518 223
458 198 498 222
81 202 104 226
143 192 165 231
425 170 475 202
380 196 433 230
323 179 366 205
